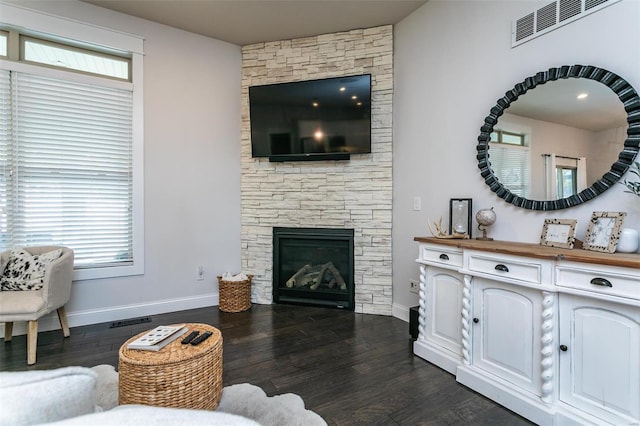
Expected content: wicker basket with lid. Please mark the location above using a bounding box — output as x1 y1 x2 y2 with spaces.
118 323 223 410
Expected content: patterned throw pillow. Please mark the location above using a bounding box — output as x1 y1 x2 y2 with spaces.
0 248 63 291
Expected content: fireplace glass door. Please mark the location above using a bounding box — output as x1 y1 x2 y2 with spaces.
273 227 354 310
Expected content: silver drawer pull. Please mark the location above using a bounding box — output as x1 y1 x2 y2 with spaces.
439 254 449 261
590 277 612 288
494 264 509 273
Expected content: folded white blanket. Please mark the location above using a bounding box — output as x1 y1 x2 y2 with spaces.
221 272 249 281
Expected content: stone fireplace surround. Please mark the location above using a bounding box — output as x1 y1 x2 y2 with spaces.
240 26 393 315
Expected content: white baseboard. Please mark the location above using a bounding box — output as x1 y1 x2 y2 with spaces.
3 298 410 339
1 293 219 338
392 303 410 322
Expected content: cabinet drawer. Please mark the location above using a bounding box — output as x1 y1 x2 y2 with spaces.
418 244 463 269
556 263 640 301
466 251 551 285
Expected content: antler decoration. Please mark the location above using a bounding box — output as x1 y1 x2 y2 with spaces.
428 217 470 239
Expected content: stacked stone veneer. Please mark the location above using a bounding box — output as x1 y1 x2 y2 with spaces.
240 26 393 315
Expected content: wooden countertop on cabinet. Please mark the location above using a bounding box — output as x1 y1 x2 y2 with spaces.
413 237 640 269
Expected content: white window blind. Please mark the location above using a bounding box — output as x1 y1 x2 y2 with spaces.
1 70 134 268
0 71 9 245
490 143 531 197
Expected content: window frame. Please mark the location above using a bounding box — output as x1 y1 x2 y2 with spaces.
489 127 531 198
490 129 527 146
0 3 144 281
20 34 132 81
556 166 578 198
0 30 8 57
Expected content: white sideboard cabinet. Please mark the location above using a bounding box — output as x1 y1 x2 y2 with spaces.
556 261 640 425
469 277 545 397
413 237 640 426
414 243 464 374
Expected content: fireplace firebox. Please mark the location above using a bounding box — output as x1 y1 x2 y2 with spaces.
273 227 354 310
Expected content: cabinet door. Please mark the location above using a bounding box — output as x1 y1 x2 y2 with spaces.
425 267 463 356
472 279 542 395
559 295 640 424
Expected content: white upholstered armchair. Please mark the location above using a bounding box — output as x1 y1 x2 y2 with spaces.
0 246 74 365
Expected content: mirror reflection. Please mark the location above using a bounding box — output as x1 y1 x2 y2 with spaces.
490 78 628 201
476 65 640 210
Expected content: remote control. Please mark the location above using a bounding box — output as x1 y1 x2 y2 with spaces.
181 331 199 344
190 331 212 345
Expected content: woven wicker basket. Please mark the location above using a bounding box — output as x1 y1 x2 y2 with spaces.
217 274 252 312
118 323 223 410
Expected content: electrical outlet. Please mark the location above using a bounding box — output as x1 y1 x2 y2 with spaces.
409 279 419 294
196 266 204 281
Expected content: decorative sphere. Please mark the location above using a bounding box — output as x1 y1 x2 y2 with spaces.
476 207 496 227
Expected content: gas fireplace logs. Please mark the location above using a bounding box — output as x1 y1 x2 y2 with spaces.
286 262 346 291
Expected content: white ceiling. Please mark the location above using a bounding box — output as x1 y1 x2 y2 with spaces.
81 0 428 46
507 78 627 132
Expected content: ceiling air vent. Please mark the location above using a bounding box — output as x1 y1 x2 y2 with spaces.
512 0 621 47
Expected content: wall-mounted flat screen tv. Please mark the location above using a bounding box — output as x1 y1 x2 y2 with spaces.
249 74 371 161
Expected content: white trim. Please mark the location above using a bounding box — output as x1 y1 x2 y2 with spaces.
128 51 145 279
392 303 410 323
73 263 142 281
0 2 144 54
0 59 132 90
0 293 219 338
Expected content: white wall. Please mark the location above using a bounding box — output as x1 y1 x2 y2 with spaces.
3 0 243 332
392 0 640 315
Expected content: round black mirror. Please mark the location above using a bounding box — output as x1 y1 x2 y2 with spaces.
476 65 640 210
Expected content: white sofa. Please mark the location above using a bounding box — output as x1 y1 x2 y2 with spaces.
0 366 259 426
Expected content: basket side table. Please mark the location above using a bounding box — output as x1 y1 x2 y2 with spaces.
118 323 223 410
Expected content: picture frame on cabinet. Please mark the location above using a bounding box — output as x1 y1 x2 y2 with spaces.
583 211 627 253
540 218 577 249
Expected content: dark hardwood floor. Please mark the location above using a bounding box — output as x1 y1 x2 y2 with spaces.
0 304 534 425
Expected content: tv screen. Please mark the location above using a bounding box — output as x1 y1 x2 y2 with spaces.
249 74 371 161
